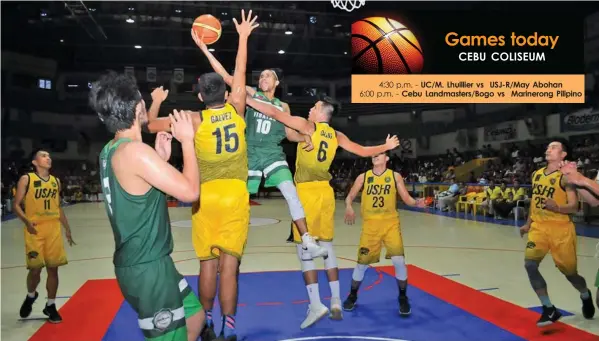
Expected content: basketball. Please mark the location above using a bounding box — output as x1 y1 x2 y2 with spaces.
351 17 424 74
192 15 222 45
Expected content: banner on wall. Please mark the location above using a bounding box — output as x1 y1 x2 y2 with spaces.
399 138 416 158
483 122 517 142
561 107 599 132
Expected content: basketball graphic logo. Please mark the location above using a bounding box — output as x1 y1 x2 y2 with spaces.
352 17 424 74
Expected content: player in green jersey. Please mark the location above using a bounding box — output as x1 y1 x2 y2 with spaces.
90 71 204 341
155 31 325 260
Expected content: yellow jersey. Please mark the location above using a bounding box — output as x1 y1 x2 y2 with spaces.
24 172 60 223
530 167 570 223
294 122 338 183
506 187 527 201
194 103 248 184
361 169 398 220
485 186 503 200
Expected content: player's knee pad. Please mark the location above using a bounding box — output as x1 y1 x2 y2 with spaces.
320 241 337 270
524 259 546 290
352 264 369 281
296 245 316 272
277 181 305 221
391 256 408 281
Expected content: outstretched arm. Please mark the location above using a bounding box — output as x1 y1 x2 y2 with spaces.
129 111 200 203
191 29 256 97
246 96 315 135
147 86 169 121
226 10 259 116
560 161 599 207
337 131 399 158
146 111 202 134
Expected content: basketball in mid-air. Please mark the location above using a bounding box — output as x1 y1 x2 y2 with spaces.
192 15 222 45
351 17 424 74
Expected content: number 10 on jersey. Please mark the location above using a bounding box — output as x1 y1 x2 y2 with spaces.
256 118 271 134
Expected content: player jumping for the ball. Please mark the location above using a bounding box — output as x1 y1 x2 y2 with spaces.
190 31 328 260
245 94 400 329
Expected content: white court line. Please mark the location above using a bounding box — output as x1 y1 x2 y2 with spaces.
279 337 411 341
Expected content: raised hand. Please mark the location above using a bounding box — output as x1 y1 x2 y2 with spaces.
191 29 208 53
233 9 259 37
155 132 173 161
151 86 169 103
169 110 195 144
385 134 400 150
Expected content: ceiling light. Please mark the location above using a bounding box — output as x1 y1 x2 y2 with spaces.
285 30 292 35
344 52 347 55
60 39 64 43
126 17 134 23
134 45 142 49
334 24 342 28
208 48 215 52
278 50 285 54
40 11 47 17
128 7 135 11
89 8 96 12
175 9 181 13
67 84 78 88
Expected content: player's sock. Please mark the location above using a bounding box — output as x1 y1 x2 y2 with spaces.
307 283 322 306
581 290 590 300
47 299 55 306
222 315 236 337
399 282 407 297
206 309 213 327
540 295 553 308
27 292 36 298
329 280 340 299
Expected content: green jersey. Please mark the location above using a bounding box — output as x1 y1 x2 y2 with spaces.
245 91 287 147
99 138 173 267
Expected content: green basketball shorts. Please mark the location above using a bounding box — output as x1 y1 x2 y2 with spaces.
595 267 599 288
247 145 293 194
114 256 202 341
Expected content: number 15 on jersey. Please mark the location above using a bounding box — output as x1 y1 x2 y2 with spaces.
212 124 239 154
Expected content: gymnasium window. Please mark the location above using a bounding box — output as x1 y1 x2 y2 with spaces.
38 79 52 90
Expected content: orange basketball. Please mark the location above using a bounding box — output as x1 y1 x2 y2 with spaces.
192 15 222 45
351 17 424 74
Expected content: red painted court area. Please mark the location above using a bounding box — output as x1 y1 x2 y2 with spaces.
28 265 599 341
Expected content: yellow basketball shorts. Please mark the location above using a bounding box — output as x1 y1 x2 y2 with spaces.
357 217 404 265
525 221 578 275
292 181 335 243
24 220 68 269
192 179 250 261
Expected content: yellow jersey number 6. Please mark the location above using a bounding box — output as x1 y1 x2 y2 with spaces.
212 123 239 154
317 141 328 162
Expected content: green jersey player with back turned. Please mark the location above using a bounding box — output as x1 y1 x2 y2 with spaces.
90 71 205 341
189 30 327 260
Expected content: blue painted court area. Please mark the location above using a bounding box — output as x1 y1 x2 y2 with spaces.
400 205 599 239
103 269 524 341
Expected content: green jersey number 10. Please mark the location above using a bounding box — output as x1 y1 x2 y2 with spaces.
256 118 272 135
